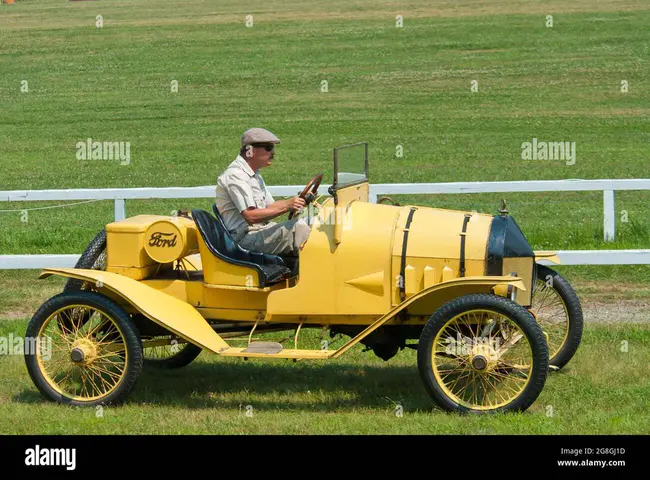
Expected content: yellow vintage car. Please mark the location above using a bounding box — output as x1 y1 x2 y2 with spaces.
24 143 582 414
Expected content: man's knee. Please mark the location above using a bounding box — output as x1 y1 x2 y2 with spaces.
293 219 310 251
238 218 310 256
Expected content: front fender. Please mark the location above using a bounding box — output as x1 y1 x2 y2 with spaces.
402 276 528 316
331 276 527 358
39 268 229 354
534 250 561 265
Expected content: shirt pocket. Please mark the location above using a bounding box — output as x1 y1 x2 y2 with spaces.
252 184 267 209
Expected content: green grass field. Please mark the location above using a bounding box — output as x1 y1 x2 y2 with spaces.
1 316 649 435
0 0 649 434
1 0 649 255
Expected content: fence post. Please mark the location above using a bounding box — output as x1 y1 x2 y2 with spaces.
368 185 378 203
114 199 126 221
603 190 615 242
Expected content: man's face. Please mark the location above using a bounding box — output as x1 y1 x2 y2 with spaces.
245 143 275 170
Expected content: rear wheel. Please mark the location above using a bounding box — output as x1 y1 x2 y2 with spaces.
418 293 548 414
531 265 583 369
66 230 202 368
25 291 143 406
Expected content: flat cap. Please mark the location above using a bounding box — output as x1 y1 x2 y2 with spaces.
241 128 281 147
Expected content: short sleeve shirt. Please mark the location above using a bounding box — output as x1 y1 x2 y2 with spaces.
215 155 275 233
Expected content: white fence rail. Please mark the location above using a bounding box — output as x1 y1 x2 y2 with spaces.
2 179 649 268
2 250 649 270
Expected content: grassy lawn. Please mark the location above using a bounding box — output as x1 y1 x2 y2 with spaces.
0 266 648 434
1 317 649 435
0 0 649 434
1 0 649 254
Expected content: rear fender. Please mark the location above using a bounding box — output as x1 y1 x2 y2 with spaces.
39 268 229 354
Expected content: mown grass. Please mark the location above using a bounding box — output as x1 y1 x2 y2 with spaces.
0 0 649 434
1 0 649 256
0 317 649 434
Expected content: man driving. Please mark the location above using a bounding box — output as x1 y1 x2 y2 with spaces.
215 128 311 257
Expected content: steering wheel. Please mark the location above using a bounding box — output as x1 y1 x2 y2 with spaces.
289 173 323 219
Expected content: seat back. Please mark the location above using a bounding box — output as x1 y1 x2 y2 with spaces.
192 209 246 263
192 208 291 287
212 203 299 275
211 204 285 266
212 203 239 241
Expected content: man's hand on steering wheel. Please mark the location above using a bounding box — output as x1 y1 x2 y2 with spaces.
288 173 323 219
284 197 306 215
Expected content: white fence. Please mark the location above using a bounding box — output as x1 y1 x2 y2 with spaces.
2 179 650 268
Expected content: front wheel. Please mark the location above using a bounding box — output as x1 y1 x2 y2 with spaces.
418 293 548 414
25 291 143 406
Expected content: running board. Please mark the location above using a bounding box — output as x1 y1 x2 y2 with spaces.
220 346 333 360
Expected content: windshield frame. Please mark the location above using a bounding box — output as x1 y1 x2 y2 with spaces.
332 142 369 191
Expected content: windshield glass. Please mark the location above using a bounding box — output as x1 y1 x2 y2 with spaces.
334 143 368 188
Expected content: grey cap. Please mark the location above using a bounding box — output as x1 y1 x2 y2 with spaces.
241 128 281 147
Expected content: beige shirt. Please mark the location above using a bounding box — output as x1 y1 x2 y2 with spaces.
215 155 275 234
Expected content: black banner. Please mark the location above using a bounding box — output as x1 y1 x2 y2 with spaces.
0 435 645 475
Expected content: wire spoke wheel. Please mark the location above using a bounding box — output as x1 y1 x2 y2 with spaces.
63 229 107 292
530 265 583 369
432 310 533 410
39 305 126 401
142 335 187 359
418 294 548 414
141 334 202 369
25 291 143 406
142 335 201 369
531 278 568 360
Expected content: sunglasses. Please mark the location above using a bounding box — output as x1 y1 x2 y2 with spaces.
252 144 275 152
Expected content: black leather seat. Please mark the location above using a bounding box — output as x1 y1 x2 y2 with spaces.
211 203 300 276
191 209 291 287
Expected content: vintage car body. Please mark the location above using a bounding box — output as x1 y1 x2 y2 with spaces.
27 143 581 413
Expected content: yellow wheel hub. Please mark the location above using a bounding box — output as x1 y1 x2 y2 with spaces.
70 338 98 365
468 343 499 372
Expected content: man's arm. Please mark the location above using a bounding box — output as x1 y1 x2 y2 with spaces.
241 197 305 225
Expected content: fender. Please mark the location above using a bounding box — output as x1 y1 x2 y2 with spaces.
331 276 527 358
39 268 229 354
534 250 561 265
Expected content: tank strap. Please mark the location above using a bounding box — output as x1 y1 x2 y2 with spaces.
399 207 418 302
459 214 472 277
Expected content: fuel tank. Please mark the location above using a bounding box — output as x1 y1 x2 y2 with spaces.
390 205 535 306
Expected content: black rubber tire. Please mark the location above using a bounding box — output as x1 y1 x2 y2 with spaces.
25 291 143 407
418 293 549 414
533 265 583 370
64 229 107 292
142 337 202 369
